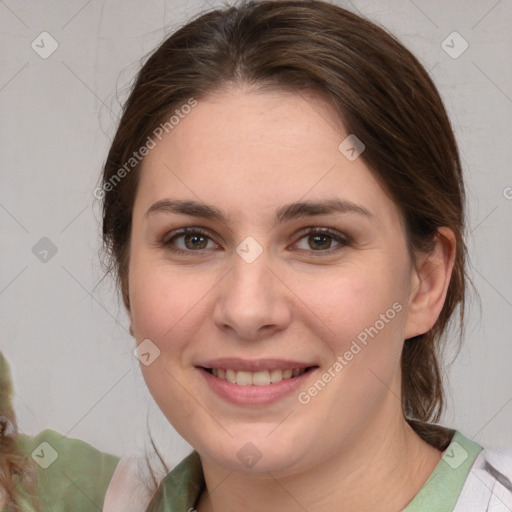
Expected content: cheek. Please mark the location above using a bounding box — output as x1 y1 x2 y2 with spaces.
296 270 407 409
293 262 409 414
128 257 211 432
294 263 407 349
128 252 210 343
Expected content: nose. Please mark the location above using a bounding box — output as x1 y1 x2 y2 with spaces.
212 250 293 341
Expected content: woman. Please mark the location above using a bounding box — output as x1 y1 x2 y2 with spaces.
97 1 511 511
2 1 510 511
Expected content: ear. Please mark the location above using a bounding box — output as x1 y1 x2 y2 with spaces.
404 227 456 339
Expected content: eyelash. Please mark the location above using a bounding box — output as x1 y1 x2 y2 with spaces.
160 226 351 257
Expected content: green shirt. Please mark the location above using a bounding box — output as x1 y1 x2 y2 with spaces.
2 427 485 511
2 429 119 512
146 429 483 511
405 430 483 511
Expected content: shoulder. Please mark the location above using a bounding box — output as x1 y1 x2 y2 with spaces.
453 437 512 511
144 451 204 512
16 429 120 511
102 451 198 512
103 455 157 512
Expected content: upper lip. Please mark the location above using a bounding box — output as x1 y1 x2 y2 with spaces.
196 358 318 372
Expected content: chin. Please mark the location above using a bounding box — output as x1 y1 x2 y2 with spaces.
194 425 316 475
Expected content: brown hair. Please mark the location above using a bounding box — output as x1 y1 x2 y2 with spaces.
100 0 466 449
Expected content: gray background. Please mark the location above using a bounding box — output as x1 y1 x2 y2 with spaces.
1 0 511 467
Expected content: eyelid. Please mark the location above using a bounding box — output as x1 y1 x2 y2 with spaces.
288 226 351 254
160 225 351 255
161 226 221 254
161 226 216 244
291 226 351 243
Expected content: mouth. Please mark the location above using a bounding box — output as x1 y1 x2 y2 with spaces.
196 358 320 405
201 366 316 386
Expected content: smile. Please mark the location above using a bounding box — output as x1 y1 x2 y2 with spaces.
204 367 311 386
197 362 318 405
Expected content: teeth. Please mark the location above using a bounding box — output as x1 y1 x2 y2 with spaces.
252 370 270 386
270 369 283 383
236 371 253 386
210 367 307 385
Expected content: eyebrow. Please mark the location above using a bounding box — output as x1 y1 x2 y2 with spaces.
144 198 373 224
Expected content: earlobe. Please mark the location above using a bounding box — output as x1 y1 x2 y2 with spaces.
404 227 456 339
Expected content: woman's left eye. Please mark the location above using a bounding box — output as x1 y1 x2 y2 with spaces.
161 227 349 255
292 228 349 254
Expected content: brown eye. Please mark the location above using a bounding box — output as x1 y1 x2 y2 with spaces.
293 228 350 254
162 227 219 254
308 233 334 250
182 232 209 250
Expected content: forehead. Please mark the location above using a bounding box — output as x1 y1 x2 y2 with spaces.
134 87 399 227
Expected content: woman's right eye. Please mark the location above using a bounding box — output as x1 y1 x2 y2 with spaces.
162 227 220 254
162 228 218 253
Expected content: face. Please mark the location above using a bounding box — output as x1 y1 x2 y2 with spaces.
128 86 419 475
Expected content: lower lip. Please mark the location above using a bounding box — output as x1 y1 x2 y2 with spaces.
198 368 316 406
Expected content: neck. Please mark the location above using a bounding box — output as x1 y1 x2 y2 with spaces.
196 413 443 512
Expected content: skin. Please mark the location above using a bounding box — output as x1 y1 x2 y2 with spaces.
127 85 456 511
